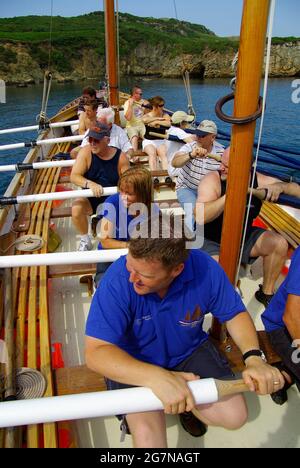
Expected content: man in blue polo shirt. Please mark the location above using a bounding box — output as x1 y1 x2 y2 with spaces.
85 216 283 448
262 246 300 403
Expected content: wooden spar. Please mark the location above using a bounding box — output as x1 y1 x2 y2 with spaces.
211 0 271 339
104 0 119 114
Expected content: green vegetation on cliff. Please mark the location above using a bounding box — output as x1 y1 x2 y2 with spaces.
0 11 240 72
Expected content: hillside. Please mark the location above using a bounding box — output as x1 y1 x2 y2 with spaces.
0 12 299 84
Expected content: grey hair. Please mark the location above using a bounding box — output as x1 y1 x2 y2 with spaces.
97 106 115 124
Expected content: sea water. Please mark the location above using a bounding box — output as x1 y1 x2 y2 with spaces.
0 77 299 195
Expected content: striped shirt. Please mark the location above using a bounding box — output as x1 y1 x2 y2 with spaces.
176 140 224 190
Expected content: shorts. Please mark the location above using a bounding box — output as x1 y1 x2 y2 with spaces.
142 139 166 151
267 328 300 389
87 196 107 215
126 125 145 141
201 227 265 265
105 339 235 434
94 260 112 288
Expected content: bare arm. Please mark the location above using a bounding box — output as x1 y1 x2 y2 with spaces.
195 173 224 224
78 112 87 135
85 336 199 414
283 294 300 344
257 173 300 202
124 99 134 121
226 312 285 394
99 218 128 250
70 148 103 197
172 145 207 168
118 152 130 175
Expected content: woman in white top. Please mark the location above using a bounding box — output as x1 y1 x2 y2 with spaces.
142 96 171 172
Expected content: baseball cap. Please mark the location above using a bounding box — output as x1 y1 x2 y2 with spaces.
171 111 195 125
194 120 217 137
87 123 110 140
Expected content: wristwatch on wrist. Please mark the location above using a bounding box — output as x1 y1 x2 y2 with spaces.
242 349 267 363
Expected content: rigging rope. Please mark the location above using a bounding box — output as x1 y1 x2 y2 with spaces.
235 0 277 284
172 0 196 118
116 0 121 94
16 368 47 400
48 0 54 70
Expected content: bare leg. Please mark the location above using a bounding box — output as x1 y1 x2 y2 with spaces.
126 411 167 448
131 136 139 152
72 198 93 235
193 394 248 430
250 231 288 294
157 144 168 171
144 144 158 171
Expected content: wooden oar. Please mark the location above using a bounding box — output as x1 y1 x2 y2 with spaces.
0 377 251 428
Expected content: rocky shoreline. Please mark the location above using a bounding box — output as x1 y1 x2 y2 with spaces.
1 40 299 86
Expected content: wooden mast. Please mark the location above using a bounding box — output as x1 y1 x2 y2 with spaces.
211 0 270 338
104 0 119 111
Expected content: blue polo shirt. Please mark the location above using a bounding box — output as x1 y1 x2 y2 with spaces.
98 193 159 248
86 250 246 368
262 246 300 333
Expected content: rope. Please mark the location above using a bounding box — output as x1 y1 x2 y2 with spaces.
235 0 276 284
16 368 47 400
116 0 121 93
172 0 196 118
0 235 44 254
48 0 54 70
37 71 53 126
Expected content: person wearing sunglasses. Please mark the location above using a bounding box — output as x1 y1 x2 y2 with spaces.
70 123 130 251
172 120 224 232
142 96 171 175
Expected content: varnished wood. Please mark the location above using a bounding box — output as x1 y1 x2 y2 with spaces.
55 365 106 396
211 0 271 339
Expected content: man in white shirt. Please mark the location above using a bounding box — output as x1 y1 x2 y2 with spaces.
71 107 133 159
172 120 224 231
166 111 195 177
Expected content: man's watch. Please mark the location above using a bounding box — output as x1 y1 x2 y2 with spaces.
242 349 267 363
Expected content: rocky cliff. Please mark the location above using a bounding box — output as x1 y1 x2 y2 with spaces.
1 40 299 85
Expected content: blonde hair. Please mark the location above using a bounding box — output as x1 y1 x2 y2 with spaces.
118 167 153 212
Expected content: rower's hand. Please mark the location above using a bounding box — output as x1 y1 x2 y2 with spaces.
151 370 199 414
88 181 104 198
262 182 285 202
190 147 207 159
242 357 284 395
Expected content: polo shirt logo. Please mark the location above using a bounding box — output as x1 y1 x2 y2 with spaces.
179 305 203 327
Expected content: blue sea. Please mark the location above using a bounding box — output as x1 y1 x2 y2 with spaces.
0 77 299 195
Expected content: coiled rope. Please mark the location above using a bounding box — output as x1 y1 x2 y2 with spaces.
0 235 44 254
16 368 47 400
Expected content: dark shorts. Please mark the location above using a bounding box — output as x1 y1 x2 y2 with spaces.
94 261 112 288
267 328 300 390
105 339 235 432
88 196 106 215
201 227 265 265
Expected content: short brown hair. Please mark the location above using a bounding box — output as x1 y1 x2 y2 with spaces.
84 99 98 111
129 214 189 269
148 96 165 108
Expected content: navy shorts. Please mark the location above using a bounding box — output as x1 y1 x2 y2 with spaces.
105 339 235 433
